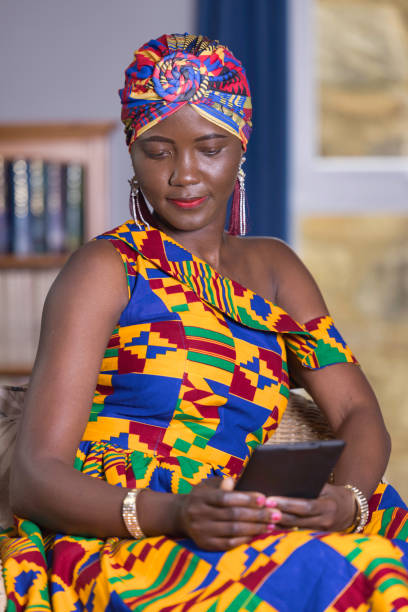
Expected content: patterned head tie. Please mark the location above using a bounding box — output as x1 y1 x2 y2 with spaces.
119 33 252 151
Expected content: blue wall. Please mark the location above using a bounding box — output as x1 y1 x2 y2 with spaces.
197 0 288 239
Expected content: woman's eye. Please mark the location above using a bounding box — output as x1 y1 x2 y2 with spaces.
144 149 171 159
201 148 222 156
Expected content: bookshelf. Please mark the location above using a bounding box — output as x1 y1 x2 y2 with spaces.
0 122 116 381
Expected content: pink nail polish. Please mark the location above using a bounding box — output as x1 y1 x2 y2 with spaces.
265 498 277 508
256 495 266 506
267 523 275 532
271 512 281 522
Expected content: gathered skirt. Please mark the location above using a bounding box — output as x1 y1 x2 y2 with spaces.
2 481 408 611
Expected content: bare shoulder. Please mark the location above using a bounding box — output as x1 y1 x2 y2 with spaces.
235 235 305 287
234 236 329 323
54 238 127 289
241 235 296 264
35 237 130 380
47 238 129 313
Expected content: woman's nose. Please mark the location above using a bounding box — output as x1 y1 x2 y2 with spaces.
169 153 199 186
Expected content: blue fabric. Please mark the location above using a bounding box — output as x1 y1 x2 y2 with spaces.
197 0 288 240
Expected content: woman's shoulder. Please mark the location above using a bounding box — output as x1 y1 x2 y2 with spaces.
232 234 301 286
61 238 127 281
234 235 329 322
240 235 297 266
46 238 129 316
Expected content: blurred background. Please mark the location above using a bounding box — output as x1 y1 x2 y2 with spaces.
0 0 407 497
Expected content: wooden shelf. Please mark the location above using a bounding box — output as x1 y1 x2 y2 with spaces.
0 121 116 240
0 120 116 379
0 366 31 378
0 254 70 269
0 122 117 142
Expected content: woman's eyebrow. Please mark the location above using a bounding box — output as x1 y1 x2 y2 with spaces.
195 134 227 142
140 134 228 143
140 135 174 143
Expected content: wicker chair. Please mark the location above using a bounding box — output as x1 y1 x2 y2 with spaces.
0 385 335 611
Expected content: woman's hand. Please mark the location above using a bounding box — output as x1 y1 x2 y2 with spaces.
176 477 278 550
266 483 356 532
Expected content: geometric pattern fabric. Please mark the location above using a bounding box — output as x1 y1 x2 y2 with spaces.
1 220 408 611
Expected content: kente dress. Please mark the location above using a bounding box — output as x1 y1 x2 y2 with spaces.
2 220 408 612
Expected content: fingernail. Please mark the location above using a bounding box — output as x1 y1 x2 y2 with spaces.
267 523 276 532
256 495 266 506
271 511 281 522
265 498 277 508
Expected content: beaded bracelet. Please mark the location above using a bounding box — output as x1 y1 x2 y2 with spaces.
122 489 145 539
344 484 369 533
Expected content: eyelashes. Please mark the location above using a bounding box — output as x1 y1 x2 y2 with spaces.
143 147 224 160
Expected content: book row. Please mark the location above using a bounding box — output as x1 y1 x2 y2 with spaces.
0 157 85 255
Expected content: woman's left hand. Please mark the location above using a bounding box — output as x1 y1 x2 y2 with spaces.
265 484 357 532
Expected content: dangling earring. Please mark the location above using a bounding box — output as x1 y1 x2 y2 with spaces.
129 177 150 228
228 156 248 236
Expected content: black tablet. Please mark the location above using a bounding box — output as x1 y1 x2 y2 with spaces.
236 440 345 499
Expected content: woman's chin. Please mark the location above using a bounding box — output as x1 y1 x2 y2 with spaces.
152 210 221 235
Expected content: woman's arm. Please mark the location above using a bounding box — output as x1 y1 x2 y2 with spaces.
288 358 390 500
265 240 391 530
10 239 276 546
10 239 138 537
11 239 191 538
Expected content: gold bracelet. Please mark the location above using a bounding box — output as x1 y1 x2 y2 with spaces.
344 484 369 533
122 489 145 539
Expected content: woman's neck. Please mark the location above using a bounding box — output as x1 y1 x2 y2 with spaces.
151 216 232 271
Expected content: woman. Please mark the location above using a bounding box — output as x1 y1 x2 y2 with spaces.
1 33 408 611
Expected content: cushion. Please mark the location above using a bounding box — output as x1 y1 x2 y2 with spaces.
0 386 25 529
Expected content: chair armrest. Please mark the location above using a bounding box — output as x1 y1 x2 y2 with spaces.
266 391 335 445
0 385 26 529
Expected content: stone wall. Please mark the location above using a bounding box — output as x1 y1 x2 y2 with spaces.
300 215 408 499
317 0 408 155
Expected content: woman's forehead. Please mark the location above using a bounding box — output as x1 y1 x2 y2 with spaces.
137 105 237 142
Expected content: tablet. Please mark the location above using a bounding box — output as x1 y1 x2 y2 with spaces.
236 440 345 499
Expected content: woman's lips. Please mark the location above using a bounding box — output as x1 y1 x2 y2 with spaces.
167 196 207 209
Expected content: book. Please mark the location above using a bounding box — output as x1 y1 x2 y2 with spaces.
29 160 46 253
7 159 32 255
45 162 65 253
65 163 84 251
0 157 9 253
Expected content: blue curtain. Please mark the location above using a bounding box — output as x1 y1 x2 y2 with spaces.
196 0 288 239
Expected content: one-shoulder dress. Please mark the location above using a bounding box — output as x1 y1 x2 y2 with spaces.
1 220 408 611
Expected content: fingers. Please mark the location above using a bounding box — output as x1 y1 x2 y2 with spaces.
266 496 320 518
199 536 254 551
185 479 350 547
206 487 264 510
205 503 275 525
195 477 263 508
265 487 346 531
191 517 277 551
220 477 235 491
185 493 276 526
201 518 275 539
181 484 279 549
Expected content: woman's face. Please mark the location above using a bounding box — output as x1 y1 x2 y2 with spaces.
130 104 243 234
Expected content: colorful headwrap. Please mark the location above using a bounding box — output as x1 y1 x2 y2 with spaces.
119 33 252 151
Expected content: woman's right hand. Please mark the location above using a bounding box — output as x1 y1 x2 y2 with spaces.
176 477 279 550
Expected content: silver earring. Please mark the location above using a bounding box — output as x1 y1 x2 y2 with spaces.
227 156 248 236
129 177 149 228
237 156 247 236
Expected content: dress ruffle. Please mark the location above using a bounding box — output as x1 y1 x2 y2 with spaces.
76 440 227 493
99 221 358 371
